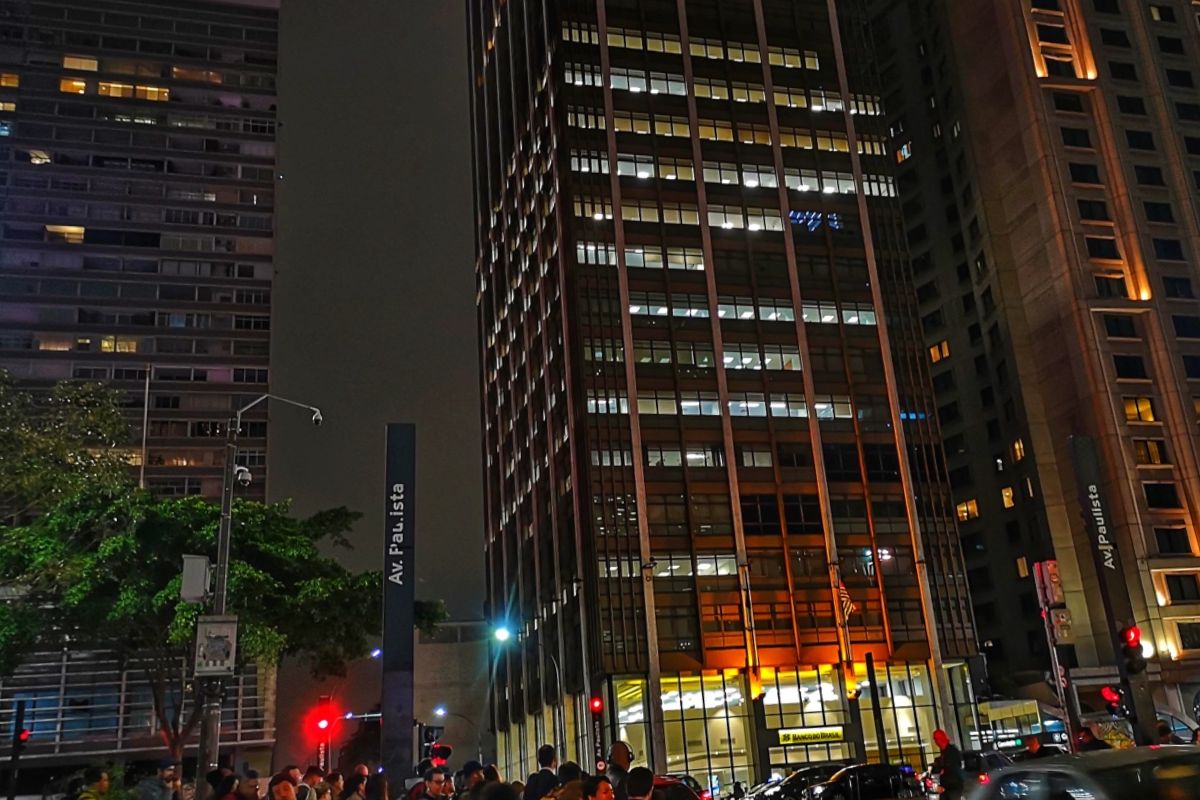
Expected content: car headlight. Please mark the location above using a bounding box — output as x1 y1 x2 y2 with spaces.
808 788 826 797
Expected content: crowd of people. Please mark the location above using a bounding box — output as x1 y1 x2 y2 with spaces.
402 741 644 800
68 760 393 800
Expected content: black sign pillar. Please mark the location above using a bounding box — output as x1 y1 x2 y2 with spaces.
1070 434 1157 744
382 424 416 778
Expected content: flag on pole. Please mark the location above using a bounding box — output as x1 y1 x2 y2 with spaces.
838 581 858 619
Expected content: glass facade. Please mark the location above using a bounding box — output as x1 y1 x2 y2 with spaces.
470 0 976 782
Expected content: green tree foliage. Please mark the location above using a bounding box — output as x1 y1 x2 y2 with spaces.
0 371 130 521
0 487 382 757
0 373 449 763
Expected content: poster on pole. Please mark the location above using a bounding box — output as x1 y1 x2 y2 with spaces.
382 424 416 779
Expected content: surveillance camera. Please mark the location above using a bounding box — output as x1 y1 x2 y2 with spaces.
235 466 252 488
312 410 323 427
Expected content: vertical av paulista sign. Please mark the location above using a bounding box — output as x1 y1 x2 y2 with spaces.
382 424 415 778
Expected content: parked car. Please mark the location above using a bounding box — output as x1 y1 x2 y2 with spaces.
755 764 854 799
965 745 1200 799
803 764 921 799
922 750 1012 797
666 775 711 800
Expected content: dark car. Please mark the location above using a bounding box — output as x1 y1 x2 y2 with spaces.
755 764 853 799
804 764 921 799
966 745 1200 799
922 750 1013 797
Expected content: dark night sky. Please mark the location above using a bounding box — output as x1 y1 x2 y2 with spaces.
267 0 484 621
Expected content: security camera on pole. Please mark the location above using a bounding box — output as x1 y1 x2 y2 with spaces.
191 393 325 795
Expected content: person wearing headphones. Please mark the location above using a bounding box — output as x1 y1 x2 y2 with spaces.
605 743 634 800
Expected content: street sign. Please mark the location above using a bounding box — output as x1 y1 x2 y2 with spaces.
1050 609 1074 644
777 725 844 745
194 615 238 676
181 555 211 602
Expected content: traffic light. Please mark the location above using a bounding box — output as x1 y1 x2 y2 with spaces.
1121 625 1147 675
429 743 453 767
10 699 27 758
421 725 444 761
314 695 333 733
1101 685 1128 718
590 696 603 715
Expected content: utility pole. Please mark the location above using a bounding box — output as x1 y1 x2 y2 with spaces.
194 394 324 796
7 700 27 800
1070 435 1157 744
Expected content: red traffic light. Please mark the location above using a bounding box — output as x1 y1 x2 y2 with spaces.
1122 625 1142 648
16 729 29 743
1100 685 1122 704
589 697 603 713
316 718 330 731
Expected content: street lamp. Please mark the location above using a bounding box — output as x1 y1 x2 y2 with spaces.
194 393 324 787
432 706 482 762
492 625 565 759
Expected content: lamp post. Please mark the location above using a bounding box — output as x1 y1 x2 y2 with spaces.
193 393 324 791
434 706 484 763
492 626 565 760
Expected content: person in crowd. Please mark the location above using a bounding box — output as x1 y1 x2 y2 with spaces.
298 768 326 800
481 767 501 785
477 783 518 800
1021 735 1057 760
365 774 389 800
457 761 485 799
932 729 964 800
313 784 332 800
237 771 262 800
354 767 371 781
624 768 653 800
341 775 367 800
136 758 178 800
1075 727 1111 751
79 767 111 800
272 782 297 800
508 784 524 798
419 768 447 800
554 783 584 800
325 774 345 800
524 745 558 800
1157 720 1186 744
581 776 613 800
215 775 239 800
440 773 455 800
556 765 582 788
605 743 633 800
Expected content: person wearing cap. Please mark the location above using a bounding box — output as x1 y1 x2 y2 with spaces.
137 758 178 800
456 762 485 800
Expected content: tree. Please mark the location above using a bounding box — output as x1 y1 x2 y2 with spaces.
0 371 130 523
0 486 382 761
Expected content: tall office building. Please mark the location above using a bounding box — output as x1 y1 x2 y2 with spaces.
0 0 277 501
0 0 278 769
871 0 1200 720
469 0 977 783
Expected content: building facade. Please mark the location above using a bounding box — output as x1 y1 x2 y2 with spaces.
871 0 1200 721
469 0 977 786
0 0 279 770
0 0 277 501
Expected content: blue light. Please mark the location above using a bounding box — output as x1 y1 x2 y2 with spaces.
370 647 382 659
